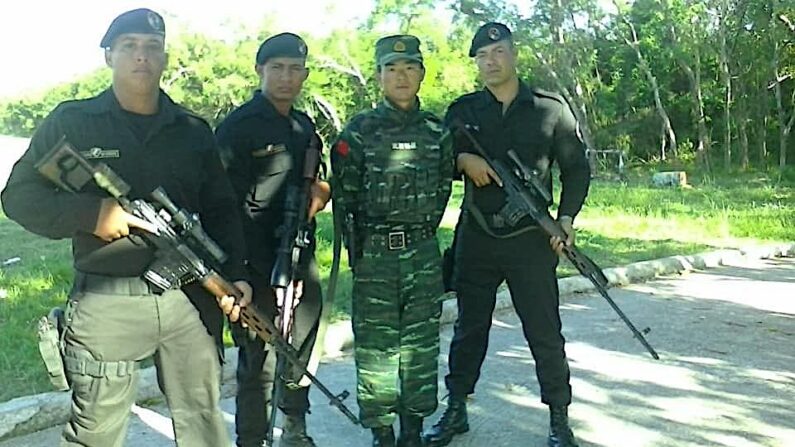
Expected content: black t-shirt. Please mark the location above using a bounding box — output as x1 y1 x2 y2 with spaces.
122 109 159 142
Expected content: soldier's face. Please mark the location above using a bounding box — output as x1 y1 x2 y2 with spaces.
105 33 167 95
474 40 517 88
378 59 425 108
256 57 308 104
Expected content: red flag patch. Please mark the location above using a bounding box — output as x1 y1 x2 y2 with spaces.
335 140 350 157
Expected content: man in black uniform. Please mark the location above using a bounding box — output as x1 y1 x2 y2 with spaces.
1 8 252 447
423 22 590 447
215 33 330 447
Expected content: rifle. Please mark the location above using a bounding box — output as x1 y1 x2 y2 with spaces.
452 122 660 360
267 135 322 445
35 138 360 424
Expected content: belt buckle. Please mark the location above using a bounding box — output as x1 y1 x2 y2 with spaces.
387 231 406 250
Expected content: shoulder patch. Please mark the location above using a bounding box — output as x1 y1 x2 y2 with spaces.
334 140 350 158
532 88 565 105
448 91 481 109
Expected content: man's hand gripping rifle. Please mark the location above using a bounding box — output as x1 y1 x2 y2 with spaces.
35 138 360 427
452 122 660 360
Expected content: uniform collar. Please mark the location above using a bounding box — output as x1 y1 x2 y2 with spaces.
478 79 534 109
86 88 184 123
246 90 298 120
377 97 422 120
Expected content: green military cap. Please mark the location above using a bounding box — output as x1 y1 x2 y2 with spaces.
100 8 165 48
468 22 512 57
256 32 308 64
375 35 423 67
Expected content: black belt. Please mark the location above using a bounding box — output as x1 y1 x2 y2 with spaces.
72 271 165 296
366 227 436 251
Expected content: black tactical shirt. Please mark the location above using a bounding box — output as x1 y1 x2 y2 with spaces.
446 81 591 224
215 91 321 274
1 89 247 281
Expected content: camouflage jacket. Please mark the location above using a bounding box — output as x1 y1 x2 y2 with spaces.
331 98 454 236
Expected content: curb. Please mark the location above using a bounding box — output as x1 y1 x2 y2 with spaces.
1 242 793 441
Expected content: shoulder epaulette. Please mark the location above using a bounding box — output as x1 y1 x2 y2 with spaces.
448 91 481 109
532 88 566 105
55 96 99 114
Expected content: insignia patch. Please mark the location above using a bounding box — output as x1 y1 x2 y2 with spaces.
298 42 307 56
391 142 417 151
81 147 120 159
488 27 501 41
393 40 407 52
147 11 163 32
335 140 350 157
252 144 287 157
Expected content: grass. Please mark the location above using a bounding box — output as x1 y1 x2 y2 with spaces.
1 166 793 402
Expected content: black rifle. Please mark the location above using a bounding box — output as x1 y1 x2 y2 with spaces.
267 135 322 445
452 122 660 360
35 138 360 424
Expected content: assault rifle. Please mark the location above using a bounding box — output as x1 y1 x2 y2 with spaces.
36 138 360 424
452 122 660 360
267 135 322 445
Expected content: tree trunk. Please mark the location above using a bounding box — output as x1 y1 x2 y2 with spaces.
718 0 732 170
614 2 677 159
678 53 711 171
772 37 793 168
761 115 768 165
541 0 598 173
737 99 750 169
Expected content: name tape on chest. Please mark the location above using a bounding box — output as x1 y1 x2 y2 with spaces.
252 144 287 157
391 141 417 151
81 147 120 159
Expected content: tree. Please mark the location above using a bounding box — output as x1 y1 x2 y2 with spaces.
612 0 678 160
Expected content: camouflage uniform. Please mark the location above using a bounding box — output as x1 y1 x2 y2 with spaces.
331 44 454 429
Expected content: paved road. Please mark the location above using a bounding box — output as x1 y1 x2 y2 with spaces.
2 256 794 447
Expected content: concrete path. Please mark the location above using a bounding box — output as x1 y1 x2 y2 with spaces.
2 256 794 447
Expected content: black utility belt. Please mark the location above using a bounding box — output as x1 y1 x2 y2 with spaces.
72 271 167 296
365 227 436 251
482 212 538 230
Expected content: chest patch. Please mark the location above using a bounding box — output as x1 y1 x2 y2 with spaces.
81 147 120 159
391 141 417 151
252 144 287 157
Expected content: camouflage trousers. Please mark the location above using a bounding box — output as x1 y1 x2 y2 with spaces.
351 236 444 428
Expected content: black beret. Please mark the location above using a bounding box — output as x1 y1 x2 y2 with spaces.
256 33 308 64
100 8 165 48
468 22 512 57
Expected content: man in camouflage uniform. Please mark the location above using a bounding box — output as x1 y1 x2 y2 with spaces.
330 35 454 447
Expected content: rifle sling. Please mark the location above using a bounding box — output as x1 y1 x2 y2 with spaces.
298 201 343 387
463 179 537 239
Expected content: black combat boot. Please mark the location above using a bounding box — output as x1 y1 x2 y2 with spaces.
547 406 579 447
421 395 469 447
397 414 423 447
372 425 396 447
280 413 316 447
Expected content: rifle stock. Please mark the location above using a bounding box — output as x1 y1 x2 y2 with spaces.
452 120 660 360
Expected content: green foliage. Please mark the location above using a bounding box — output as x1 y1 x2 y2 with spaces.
0 0 793 164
